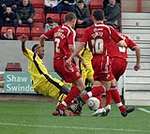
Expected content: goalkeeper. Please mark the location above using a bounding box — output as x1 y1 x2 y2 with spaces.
20 35 68 102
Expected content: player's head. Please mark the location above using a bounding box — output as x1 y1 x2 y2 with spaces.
32 44 38 52
92 10 104 22
32 44 44 59
109 0 116 6
64 12 77 28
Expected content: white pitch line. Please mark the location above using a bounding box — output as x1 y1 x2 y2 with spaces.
0 122 149 133
138 108 150 114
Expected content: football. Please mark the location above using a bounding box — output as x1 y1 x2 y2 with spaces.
87 97 100 111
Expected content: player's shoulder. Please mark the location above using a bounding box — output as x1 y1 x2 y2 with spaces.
52 25 60 32
61 25 74 36
95 23 112 33
25 48 33 55
23 48 34 59
85 24 95 33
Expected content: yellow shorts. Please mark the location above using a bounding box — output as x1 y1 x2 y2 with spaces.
81 65 94 82
33 75 65 100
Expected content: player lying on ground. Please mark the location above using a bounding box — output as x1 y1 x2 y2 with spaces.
20 35 69 104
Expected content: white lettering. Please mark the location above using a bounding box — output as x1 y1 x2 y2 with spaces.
6 75 28 82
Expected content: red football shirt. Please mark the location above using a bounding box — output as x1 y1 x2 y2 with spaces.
80 23 123 56
43 25 76 59
107 34 138 60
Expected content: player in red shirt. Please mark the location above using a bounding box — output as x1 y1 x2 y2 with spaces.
67 10 134 117
105 33 141 114
108 34 140 81
40 12 85 116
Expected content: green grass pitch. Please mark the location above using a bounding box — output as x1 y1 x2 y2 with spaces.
0 101 149 134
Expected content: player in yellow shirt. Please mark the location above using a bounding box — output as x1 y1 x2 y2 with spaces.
20 35 68 103
79 44 94 91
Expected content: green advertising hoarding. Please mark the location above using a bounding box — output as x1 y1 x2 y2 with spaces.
4 72 35 93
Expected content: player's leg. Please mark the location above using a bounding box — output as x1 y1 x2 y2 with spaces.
91 95 106 116
111 58 127 81
85 67 94 91
54 59 86 115
105 79 135 117
56 77 85 115
33 73 69 102
73 81 105 113
105 58 128 115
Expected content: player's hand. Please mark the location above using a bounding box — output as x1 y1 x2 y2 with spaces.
134 64 140 71
19 34 28 42
66 57 72 66
65 57 74 72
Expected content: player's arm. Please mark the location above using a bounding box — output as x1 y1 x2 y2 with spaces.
77 50 87 68
126 37 141 71
39 35 45 47
39 28 55 47
133 46 141 71
20 35 28 54
66 29 88 65
66 42 86 65
110 27 127 47
20 35 35 61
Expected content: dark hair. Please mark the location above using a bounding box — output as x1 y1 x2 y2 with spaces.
64 12 77 22
32 44 39 52
47 17 53 23
78 0 84 3
92 10 104 21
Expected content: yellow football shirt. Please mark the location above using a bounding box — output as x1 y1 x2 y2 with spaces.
23 49 64 89
80 45 93 69
79 45 94 82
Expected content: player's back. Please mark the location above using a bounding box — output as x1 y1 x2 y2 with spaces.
85 23 121 56
53 25 76 59
107 39 127 59
107 35 137 60
23 49 49 85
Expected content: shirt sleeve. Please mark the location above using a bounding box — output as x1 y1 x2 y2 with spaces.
125 36 138 50
110 26 123 43
23 49 34 61
43 27 56 39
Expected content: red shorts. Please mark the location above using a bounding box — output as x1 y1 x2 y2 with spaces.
92 55 114 81
54 58 81 83
111 57 127 81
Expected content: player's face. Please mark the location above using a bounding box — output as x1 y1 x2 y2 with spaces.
109 0 116 5
37 47 44 59
71 19 77 28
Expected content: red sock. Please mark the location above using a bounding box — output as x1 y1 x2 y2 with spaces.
82 86 105 102
63 86 80 106
111 87 126 113
111 88 121 103
106 90 112 106
119 105 126 113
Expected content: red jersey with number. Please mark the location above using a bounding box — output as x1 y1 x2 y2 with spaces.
107 34 138 60
42 25 81 83
43 25 76 59
80 23 123 81
80 23 123 56
107 34 138 80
